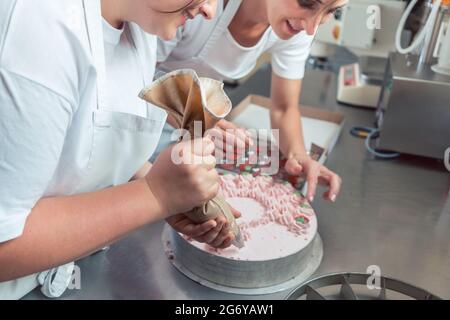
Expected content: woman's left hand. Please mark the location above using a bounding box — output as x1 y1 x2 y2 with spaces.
167 206 242 249
284 154 342 203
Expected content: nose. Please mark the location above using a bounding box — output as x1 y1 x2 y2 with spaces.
301 15 321 36
198 3 215 19
186 2 216 20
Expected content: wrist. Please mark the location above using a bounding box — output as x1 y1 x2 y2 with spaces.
287 150 309 161
138 178 170 220
131 162 153 181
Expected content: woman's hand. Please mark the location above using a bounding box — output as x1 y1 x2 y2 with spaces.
207 120 253 160
145 137 219 217
167 206 242 249
285 154 342 203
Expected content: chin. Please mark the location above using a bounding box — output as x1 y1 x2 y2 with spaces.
159 29 177 41
267 18 290 40
272 25 292 41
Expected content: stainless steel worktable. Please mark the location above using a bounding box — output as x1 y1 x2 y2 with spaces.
25 63 450 300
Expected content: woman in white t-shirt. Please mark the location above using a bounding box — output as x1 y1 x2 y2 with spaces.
158 0 347 203
0 0 234 299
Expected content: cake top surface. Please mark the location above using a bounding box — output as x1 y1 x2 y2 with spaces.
184 174 317 261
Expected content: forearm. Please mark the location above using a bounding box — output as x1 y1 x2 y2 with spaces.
269 75 342 201
270 105 307 158
0 179 164 281
270 73 308 159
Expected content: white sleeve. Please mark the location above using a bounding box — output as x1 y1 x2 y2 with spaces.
270 33 315 80
0 69 73 243
156 28 183 63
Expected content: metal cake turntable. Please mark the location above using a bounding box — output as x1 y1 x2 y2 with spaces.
162 224 324 295
286 273 442 300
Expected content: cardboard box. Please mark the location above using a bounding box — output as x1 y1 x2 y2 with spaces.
227 95 346 162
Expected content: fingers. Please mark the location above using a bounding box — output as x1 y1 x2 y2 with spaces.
169 213 238 250
177 138 216 168
306 169 319 203
216 119 238 130
284 158 303 175
217 120 252 140
178 137 217 169
217 235 234 249
168 215 217 237
233 127 254 147
298 157 342 203
307 166 342 203
209 127 247 153
191 154 216 170
201 137 215 156
198 138 216 169
230 206 242 219
195 216 228 243
213 120 254 148
190 220 217 237
166 214 186 226
208 222 232 247
188 137 215 157
167 213 235 249
320 168 342 202
192 213 237 249
196 219 225 243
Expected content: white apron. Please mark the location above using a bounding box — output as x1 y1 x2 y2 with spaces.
0 0 166 300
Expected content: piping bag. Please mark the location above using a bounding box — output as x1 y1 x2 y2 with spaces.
139 69 245 248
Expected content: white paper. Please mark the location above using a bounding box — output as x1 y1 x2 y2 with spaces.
233 103 341 152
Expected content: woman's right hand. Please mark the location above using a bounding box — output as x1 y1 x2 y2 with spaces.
145 137 220 218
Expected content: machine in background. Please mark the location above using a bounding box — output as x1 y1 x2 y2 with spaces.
312 0 406 108
376 0 450 160
314 0 450 160
376 52 450 160
376 21 450 160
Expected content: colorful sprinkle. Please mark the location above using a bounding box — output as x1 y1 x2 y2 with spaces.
295 215 309 224
219 174 312 237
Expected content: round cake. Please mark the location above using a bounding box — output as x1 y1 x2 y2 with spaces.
164 174 322 292
186 174 317 261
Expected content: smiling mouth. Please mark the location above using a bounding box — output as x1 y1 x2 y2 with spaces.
286 20 302 34
179 13 188 26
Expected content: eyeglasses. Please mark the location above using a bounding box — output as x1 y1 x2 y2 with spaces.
156 0 209 15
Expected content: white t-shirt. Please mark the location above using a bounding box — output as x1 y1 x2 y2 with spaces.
157 0 314 81
0 0 158 243
102 19 148 117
